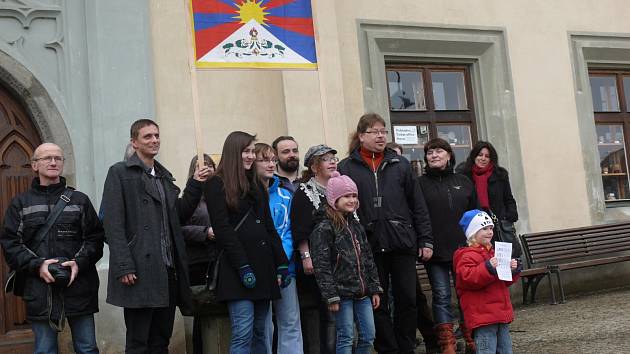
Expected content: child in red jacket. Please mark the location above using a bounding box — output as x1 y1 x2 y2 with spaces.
454 209 521 354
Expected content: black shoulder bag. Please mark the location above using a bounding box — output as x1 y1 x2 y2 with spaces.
4 189 74 296
189 207 252 316
490 210 522 258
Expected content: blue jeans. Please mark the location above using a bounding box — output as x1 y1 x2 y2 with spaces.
474 323 513 354
425 261 456 324
227 299 272 354
273 280 303 354
31 314 98 354
334 297 376 354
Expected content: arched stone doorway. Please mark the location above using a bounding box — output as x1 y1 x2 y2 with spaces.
0 83 41 352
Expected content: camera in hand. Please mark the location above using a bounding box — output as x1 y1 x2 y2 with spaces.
48 257 71 287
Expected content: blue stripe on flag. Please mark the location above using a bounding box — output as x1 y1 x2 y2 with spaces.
267 23 316 63
267 0 312 18
193 13 238 31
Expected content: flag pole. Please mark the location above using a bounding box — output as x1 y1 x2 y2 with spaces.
183 0 205 169
310 0 329 145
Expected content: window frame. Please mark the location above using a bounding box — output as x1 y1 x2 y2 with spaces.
590 69 630 203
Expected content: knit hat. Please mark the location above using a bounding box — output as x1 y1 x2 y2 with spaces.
459 209 494 240
325 171 358 210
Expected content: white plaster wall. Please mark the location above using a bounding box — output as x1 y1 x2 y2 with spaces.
149 0 630 235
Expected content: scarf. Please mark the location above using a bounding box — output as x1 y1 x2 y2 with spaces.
472 163 494 210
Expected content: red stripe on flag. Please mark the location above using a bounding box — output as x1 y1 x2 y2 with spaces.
264 0 296 10
193 0 237 14
195 22 243 60
266 16 313 37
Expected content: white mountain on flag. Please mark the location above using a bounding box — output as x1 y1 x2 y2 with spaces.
198 19 311 64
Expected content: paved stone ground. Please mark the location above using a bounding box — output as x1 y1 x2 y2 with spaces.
510 286 630 354
415 286 630 353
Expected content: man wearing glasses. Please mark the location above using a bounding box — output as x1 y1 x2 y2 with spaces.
1 143 104 353
338 113 433 354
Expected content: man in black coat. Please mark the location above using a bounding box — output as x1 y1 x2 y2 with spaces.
1 143 104 353
338 113 433 354
101 119 210 354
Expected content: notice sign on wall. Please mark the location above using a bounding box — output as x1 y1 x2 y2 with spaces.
394 126 418 145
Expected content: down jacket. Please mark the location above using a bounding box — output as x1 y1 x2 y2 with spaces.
453 246 520 330
0 177 104 320
337 148 433 254
459 166 518 222
310 209 382 304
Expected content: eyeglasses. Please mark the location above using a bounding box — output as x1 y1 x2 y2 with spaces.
33 156 65 163
364 129 389 136
321 156 339 163
255 158 278 164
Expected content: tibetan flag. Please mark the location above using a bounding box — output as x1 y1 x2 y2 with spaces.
191 0 317 69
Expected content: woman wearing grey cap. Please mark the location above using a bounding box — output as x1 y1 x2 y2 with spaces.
290 144 339 354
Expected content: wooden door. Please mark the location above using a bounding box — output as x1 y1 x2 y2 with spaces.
0 84 41 353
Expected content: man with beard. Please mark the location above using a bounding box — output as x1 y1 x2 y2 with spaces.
272 136 300 192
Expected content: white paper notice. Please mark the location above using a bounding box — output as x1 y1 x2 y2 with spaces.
494 242 512 281
393 126 418 145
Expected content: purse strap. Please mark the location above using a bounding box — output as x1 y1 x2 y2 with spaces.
28 188 74 256
206 206 253 290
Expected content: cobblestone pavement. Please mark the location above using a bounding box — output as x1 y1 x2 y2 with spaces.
415 286 630 353
510 286 630 354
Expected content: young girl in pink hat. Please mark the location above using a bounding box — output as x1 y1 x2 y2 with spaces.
309 171 382 354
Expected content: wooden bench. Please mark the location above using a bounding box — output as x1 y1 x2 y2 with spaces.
416 262 431 291
519 221 630 303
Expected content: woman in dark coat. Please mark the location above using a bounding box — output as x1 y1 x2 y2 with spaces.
457 141 518 223
182 154 217 354
204 131 289 354
290 144 339 354
418 138 478 354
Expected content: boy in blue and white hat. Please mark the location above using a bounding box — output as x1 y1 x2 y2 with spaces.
453 209 521 354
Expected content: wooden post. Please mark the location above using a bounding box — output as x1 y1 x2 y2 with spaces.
183 0 205 169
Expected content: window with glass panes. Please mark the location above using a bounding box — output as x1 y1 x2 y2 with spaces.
386 64 477 175
590 70 630 202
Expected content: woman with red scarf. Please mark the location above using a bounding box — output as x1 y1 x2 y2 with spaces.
458 141 518 226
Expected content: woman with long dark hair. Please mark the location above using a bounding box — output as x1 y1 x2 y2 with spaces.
458 141 518 225
204 132 289 354
418 138 478 354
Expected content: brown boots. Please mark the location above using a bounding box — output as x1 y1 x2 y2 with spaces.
435 323 457 354
460 322 476 354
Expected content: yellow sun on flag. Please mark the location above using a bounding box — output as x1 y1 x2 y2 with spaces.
234 0 269 25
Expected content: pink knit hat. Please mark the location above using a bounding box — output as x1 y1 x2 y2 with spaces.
326 171 358 210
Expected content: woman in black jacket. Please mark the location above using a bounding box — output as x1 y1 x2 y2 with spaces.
204 131 289 354
290 144 339 354
418 138 478 354
457 141 518 223
182 154 217 354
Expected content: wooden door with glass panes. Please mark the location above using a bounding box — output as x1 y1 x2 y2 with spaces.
386 64 477 175
0 85 39 353
590 70 630 203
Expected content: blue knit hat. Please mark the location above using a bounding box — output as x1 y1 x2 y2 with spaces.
459 209 494 240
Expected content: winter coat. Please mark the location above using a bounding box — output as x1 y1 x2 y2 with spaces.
459 167 518 222
204 176 288 302
181 199 220 285
337 148 433 254
102 153 202 311
419 167 478 262
268 176 296 274
309 208 382 304
290 179 327 245
0 177 104 320
181 200 212 266
453 245 520 330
